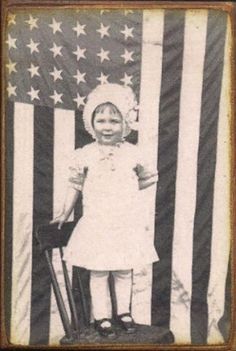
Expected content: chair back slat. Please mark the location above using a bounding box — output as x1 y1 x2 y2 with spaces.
36 222 76 251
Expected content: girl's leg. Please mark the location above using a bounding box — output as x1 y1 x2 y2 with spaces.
90 270 112 320
112 269 132 316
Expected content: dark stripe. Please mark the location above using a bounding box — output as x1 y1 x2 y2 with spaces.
152 10 185 328
218 256 231 342
4 100 14 341
73 109 92 326
30 106 54 344
191 10 227 344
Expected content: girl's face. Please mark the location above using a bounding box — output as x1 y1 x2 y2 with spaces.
93 107 123 145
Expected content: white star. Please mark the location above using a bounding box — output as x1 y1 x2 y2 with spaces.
120 72 133 86
97 48 110 63
25 15 38 30
124 9 134 15
8 14 16 25
121 49 134 63
73 93 86 108
27 63 40 78
73 70 86 84
49 18 62 34
121 25 134 40
73 21 86 37
6 34 17 49
73 46 86 61
49 67 62 82
6 60 17 74
100 9 110 15
49 43 62 58
26 38 39 54
7 82 17 97
27 87 40 101
96 23 110 38
97 72 109 84
50 90 63 105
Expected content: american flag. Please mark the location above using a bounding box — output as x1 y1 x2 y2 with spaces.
5 8 231 346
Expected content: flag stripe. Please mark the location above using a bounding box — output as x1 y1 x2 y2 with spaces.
191 10 227 344
11 102 34 344
207 17 231 343
30 106 54 344
49 109 75 344
5 101 14 341
152 10 185 328
170 10 208 342
132 9 164 325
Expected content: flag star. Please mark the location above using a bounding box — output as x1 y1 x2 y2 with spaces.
8 13 16 25
6 34 17 49
73 46 86 61
27 87 40 101
6 59 17 74
73 70 86 84
27 63 40 78
50 67 63 81
121 25 134 40
124 9 134 15
100 9 110 15
96 23 110 38
25 15 38 30
73 21 86 37
97 72 109 84
121 49 134 63
73 93 86 108
7 82 17 97
49 43 62 58
26 38 39 54
120 72 133 86
97 48 110 63
49 18 62 34
50 90 63 105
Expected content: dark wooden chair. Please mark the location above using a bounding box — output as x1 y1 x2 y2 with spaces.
36 222 89 345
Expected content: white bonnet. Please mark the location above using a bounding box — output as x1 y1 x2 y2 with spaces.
83 83 139 138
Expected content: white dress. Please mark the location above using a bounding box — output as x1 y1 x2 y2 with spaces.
63 141 159 270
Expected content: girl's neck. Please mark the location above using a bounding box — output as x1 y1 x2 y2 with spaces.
96 140 124 147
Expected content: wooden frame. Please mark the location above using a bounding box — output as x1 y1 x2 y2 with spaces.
1 1 235 350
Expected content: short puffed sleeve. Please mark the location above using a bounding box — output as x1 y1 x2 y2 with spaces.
68 148 87 191
134 148 159 189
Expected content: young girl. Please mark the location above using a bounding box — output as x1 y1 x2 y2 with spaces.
51 84 159 338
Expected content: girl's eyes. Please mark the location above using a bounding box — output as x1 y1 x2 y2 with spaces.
96 119 121 124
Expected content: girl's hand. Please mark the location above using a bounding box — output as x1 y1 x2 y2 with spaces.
50 213 67 230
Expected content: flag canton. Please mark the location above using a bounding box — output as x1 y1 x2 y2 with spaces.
6 9 142 111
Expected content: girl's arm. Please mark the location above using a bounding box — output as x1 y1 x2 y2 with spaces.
135 163 158 190
139 176 158 190
50 187 80 229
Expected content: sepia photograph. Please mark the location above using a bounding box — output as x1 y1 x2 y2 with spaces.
2 0 235 348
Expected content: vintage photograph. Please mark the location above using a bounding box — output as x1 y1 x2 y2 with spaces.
2 1 234 348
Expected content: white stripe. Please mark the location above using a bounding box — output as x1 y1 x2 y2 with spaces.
207 18 231 344
49 109 75 344
132 9 164 325
170 10 208 343
11 103 34 344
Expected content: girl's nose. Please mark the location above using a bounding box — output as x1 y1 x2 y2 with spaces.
103 123 112 131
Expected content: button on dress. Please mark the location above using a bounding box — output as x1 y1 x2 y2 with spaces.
63 141 159 271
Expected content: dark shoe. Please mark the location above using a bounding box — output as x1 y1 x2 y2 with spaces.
94 318 116 338
117 313 136 334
